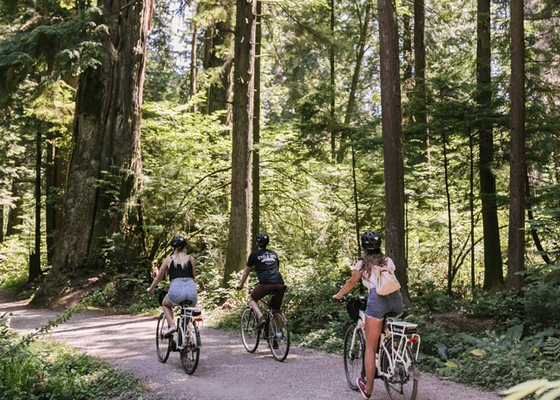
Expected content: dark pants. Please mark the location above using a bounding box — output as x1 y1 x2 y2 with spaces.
251 283 286 311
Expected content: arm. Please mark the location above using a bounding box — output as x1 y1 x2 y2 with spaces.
332 269 362 300
147 257 171 293
236 266 252 290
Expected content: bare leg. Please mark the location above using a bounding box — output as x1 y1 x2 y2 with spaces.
364 315 383 394
162 297 176 328
249 299 263 320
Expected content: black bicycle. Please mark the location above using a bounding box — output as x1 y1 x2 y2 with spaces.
154 289 202 374
239 291 290 362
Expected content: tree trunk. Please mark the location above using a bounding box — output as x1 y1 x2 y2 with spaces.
442 129 453 295
29 127 42 282
204 8 234 125
477 0 503 290
45 130 67 266
507 0 525 290
0 205 4 243
330 0 336 161
6 180 23 236
190 16 198 113
378 0 409 303
337 0 372 163
223 0 256 286
251 0 262 251
413 0 428 162
52 0 152 271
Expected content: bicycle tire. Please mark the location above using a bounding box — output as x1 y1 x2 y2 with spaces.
381 344 419 400
268 312 290 362
343 323 365 391
180 320 200 374
156 313 171 363
240 307 260 352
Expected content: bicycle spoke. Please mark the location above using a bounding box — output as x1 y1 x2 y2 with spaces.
269 312 290 362
343 324 364 391
156 314 171 363
240 307 260 353
180 321 200 374
382 347 419 400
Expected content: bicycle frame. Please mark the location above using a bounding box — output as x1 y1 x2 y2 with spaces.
176 305 202 351
377 321 421 381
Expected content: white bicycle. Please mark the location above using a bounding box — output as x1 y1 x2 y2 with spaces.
340 295 421 400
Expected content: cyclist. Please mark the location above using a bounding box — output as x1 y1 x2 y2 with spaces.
147 235 198 337
332 230 403 399
236 232 286 329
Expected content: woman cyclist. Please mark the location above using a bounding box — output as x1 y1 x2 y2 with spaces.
147 235 198 336
332 230 403 399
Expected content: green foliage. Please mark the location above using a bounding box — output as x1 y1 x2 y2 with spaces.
501 379 560 400
0 236 30 288
0 293 144 400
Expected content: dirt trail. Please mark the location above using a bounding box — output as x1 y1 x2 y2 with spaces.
0 289 501 400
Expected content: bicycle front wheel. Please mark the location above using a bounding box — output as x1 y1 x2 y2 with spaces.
156 313 171 363
343 324 365 391
180 320 200 374
381 344 419 400
268 312 290 362
240 307 260 352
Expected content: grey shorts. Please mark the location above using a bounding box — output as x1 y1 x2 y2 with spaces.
365 289 403 320
167 278 197 306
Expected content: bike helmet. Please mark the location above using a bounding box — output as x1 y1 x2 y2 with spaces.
361 230 381 251
170 235 187 250
256 232 269 248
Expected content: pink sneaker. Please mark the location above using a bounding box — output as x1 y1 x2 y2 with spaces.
356 377 372 399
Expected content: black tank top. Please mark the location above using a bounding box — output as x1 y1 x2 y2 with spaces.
168 256 194 280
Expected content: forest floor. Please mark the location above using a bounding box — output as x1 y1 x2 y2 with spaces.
0 288 502 400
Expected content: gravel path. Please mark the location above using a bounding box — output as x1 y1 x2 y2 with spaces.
0 289 501 400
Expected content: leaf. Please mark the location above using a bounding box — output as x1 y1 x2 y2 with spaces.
445 361 458 368
540 387 560 400
469 348 486 356
500 380 549 397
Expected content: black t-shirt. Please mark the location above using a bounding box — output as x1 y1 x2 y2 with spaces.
246 249 284 285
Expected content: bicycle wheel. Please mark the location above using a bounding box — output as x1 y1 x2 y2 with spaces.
268 312 290 362
381 343 419 400
156 313 171 363
343 324 365 391
240 307 260 352
180 320 200 374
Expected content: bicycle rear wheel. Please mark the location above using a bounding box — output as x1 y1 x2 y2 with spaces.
156 313 171 363
268 312 290 362
343 323 365 391
180 320 200 374
240 307 260 352
381 344 419 400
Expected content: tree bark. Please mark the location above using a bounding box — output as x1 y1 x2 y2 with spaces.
330 0 336 161
251 0 262 250
190 16 198 113
203 6 234 125
413 0 428 162
378 0 409 303
507 0 525 290
477 0 503 290
223 0 256 286
52 0 152 271
6 180 23 236
29 126 42 282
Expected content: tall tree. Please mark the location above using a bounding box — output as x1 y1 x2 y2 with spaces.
378 0 409 303
507 0 525 290
53 0 153 271
477 0 503 290
413 0 428 162
251 0 262 248
223 0 256 286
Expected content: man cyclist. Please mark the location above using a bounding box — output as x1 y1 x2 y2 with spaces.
236 232 286 328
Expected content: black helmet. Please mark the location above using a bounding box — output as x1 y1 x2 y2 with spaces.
170 235 187 249
256 232 269 248
361 230 381 251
